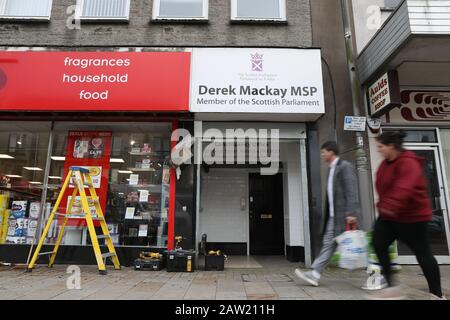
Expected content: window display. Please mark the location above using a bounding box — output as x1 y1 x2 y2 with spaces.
0 122 51 245
0 121 172 248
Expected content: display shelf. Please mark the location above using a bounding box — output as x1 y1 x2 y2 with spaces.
126 168 157 172
0 186 41 197
129 151 153 156
109 183 162 189
128 150 169 156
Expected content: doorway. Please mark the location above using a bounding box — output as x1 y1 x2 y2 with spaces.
398 145 450 264
249 173 285 255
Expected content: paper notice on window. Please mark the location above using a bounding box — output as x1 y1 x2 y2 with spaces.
129 174 139 185
139 190 149 202
138 224 148 237
125 207 135 219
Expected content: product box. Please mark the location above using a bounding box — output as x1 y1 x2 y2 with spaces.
28 202 41 220
11 201 28 219
166 250 195 272
0 202 10 243
26 219 39 243
7 217 25 237
5 236 26 244
205 254 225 271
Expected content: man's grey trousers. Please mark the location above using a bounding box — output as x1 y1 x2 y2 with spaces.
311 217 337 274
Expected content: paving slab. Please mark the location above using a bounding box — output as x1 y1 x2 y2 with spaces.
0 258 448 300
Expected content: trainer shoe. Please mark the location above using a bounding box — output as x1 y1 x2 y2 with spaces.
294 269 319 287
365 286 406 300
361 273 389 291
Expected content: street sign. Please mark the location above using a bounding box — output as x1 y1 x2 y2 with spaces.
344 116 367 131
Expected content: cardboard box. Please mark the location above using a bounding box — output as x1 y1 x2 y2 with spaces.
11 201 27 219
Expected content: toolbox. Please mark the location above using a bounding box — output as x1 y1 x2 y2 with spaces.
166 250 195 272
205 254 225 271
134 252 165 271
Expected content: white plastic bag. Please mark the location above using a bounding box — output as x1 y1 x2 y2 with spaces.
336 225 368 270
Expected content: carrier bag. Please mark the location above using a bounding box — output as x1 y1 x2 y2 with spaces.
335 223 368 270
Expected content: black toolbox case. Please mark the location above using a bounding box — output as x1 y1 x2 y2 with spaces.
166 250 195 272
134 256 165 271
205 254 225 271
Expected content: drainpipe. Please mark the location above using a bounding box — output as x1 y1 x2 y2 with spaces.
340 0 375 230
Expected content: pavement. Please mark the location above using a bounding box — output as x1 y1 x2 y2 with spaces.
0 256 449 300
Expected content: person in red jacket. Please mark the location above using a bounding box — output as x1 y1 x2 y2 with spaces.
368 130 444 300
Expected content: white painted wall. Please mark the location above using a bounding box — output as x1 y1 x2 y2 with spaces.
199 169 249 244
352 0 397 53
368 130 384 217
282 141 304 247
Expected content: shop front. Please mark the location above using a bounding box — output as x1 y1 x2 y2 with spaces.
189 48 325 265
0 50 193 265
0 47 326 267
357 1 450 264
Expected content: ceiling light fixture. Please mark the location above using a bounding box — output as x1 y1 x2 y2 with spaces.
51 156 66 161
23 167 43 171
110 158 125 163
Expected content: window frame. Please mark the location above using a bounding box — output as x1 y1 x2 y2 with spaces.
0 0 53 20
152 0 209 21
231 0 286 22
76 0 131 21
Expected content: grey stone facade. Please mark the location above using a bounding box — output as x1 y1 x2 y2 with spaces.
0 0 312 48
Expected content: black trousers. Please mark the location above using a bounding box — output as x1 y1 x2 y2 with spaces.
373 218 442 297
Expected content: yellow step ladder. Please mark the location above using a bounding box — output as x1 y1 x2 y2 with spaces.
27 166 120 275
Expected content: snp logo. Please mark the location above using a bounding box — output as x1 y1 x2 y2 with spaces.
66 265 81 290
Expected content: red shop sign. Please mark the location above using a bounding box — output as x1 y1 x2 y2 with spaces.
0 51 190 111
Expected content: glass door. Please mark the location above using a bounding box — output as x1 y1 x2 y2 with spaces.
397 146 450 264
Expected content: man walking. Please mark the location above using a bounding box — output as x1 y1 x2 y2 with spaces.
295 141 360 286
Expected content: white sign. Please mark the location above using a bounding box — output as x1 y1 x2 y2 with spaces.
367 118 382 133
138 224 148 237
190 48 325 114
367 71 400 117
344 116 367 131
129 174 139 185
125 207 135 219
139 190 149 203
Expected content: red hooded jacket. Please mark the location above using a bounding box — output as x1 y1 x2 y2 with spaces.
376 150 432 223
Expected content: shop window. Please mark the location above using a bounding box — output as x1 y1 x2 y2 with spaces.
76 0 130 20
152 0 208 20
381 129 438 143
48 122 172 248
0 122 52 245
0 0 52 20
231 0 286 21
